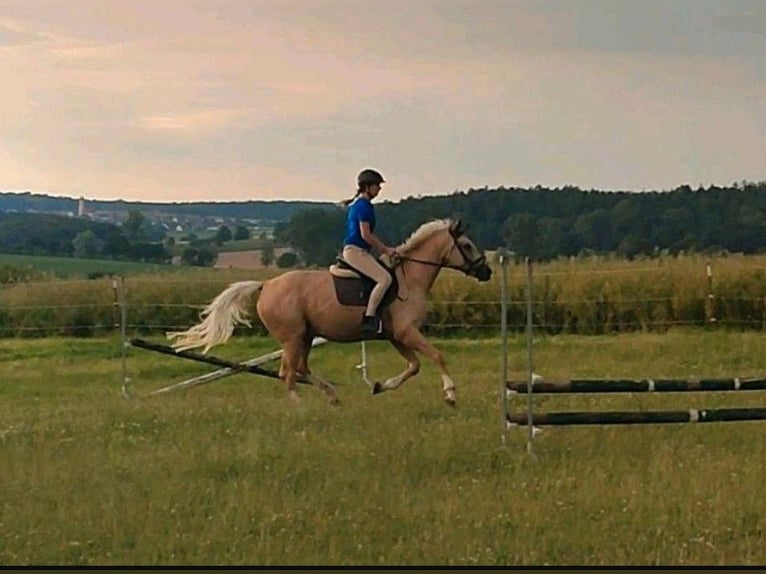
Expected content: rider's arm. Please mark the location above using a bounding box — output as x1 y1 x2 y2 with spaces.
359 222 395 257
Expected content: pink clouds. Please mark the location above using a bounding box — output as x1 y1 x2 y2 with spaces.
0 1 764 202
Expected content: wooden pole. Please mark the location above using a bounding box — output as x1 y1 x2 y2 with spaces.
507 378 766 394
508 408 766 426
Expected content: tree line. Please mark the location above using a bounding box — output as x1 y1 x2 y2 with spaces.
0 212 169 263
275 181 766 265
0 192 330 221
0 209 281 269
3 181 766 269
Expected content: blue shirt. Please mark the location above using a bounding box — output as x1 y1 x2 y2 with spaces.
343 196 376 250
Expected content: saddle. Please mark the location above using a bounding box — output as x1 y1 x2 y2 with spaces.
329 256 398 307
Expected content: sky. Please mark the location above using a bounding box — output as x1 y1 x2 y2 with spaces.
1 0 764 203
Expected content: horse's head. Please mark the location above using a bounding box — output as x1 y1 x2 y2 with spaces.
445 219 492 282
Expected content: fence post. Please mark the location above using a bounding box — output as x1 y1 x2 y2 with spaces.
705 260 716 327
543 273 549 334
498 248 510 446
114 276 130 398
524 258 535 456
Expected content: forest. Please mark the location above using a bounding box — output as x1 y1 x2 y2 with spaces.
275 181 766 265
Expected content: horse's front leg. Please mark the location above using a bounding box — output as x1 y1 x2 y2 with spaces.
373 340 421 395
398 328 457 407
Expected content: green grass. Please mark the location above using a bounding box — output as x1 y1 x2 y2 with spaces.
0 253 176 278
216 238 273 252
167 237 272 257
0 331 765 565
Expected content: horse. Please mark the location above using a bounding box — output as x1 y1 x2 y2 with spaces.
166 218 492 407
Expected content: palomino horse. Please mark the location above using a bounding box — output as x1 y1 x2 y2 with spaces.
167 219 492 406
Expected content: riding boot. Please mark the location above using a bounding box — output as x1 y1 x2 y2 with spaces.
361 314 381 335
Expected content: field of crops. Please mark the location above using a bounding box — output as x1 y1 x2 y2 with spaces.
2 253 766 338
1 330 765 565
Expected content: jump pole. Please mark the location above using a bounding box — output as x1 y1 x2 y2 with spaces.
357 341 375 389
507 378 766 394
507 407 766 426
142 337 328 396
130 338 319 392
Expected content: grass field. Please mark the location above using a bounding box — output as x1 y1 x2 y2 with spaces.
0 245 275 279
1 330 765 566
0 253 176 278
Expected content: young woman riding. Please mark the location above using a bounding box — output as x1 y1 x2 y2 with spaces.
341 168 398 335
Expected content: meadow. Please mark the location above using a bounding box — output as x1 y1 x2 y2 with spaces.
1 330 765 566
0 253 177 279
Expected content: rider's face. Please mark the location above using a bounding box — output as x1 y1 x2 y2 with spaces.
366 183 382 199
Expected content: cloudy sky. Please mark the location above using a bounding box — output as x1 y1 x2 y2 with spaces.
1 0 764 203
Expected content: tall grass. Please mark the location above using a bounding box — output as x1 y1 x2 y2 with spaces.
0 268 278 337
2 253 766 337
0 332 764 565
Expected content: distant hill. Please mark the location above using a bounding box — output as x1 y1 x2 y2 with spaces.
0 191 334 221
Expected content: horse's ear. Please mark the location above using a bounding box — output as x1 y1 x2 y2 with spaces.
450 219 464 237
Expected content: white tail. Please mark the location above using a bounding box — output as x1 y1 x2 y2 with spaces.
166 280 263 353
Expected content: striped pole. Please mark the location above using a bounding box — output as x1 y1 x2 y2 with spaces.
507 378 766 394
507 408 766 426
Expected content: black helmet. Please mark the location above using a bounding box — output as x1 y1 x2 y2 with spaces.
357 168 385 188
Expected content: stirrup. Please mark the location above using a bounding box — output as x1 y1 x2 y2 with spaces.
361 315 382 335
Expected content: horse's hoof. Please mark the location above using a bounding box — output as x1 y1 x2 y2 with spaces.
372 382 383 395
445 397 457 408
330 398 341 407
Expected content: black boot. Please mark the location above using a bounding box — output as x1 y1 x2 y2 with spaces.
361 314 381 335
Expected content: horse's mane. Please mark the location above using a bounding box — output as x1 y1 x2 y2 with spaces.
396 219 452 254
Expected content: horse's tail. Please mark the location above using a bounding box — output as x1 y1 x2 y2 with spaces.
166 280 264 353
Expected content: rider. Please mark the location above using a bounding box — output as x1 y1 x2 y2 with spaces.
341 168 398 335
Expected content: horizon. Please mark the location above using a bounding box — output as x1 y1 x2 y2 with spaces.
2 0 764 203
4 178 764 208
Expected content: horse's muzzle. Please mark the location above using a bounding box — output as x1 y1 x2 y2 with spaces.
474 264 492 282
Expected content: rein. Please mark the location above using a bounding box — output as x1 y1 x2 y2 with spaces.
395 238 487 276
388 229 488 302
395 254 467 273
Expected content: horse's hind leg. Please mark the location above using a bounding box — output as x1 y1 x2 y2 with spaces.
297 332 340 406
301 373 341 406
279 337 305 404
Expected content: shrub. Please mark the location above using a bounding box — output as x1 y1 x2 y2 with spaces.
277 252 298 268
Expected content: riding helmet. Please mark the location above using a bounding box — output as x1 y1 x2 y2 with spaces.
357 168 385 188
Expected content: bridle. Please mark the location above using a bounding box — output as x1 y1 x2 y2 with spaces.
394 229 487 278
